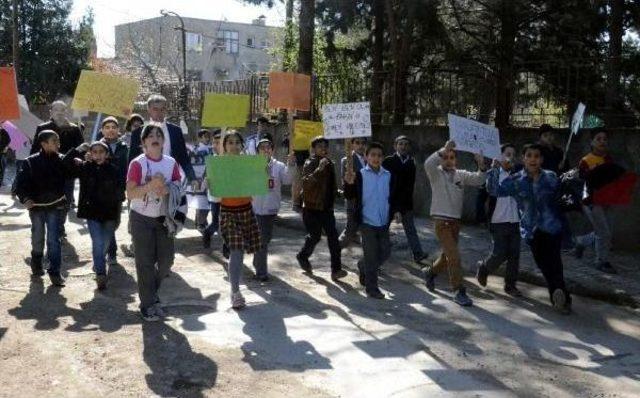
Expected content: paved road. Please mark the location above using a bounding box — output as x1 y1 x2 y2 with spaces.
1 191 639 397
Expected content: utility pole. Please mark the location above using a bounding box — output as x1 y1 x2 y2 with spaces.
12 0 19 76
160 9 188 117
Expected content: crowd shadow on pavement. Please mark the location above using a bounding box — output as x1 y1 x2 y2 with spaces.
7 279 74 331
142 322 218 397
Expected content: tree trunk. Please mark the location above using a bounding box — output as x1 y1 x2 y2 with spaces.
605 0 624 126
297 0 315 74
385 0 413 125
283 0 295 71
494 0 516 129
370 0 385 124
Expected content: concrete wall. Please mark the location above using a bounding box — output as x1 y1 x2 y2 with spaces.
261 122 640 251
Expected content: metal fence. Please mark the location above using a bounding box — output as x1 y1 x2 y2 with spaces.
159 60 639 128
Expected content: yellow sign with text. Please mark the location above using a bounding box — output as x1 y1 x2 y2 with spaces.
71 70 139 117
201 93 250 128
293 120 323 150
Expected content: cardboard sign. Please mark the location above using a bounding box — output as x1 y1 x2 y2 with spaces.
71 70 139 117
322 102 372 139
201 93 250 128
268 72 311 111
0 67 20 120
206 155 268 197
571 102 586 135
293 120 323 150
447 114 501 159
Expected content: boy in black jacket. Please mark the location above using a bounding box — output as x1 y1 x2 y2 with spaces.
16 130 69 286
344 142 393 299
382 136 428 264
64 141 125 289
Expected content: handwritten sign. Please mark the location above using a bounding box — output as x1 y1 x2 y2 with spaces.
201 93 250 128
268 72 311 111
293 120 323 150
571 102 586 135
447 114 501 159
206 155 268 197
71 71 139 117
0 67 20 120
321 102 372 139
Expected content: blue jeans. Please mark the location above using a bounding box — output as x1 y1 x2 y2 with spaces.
29 208 64 275
87 219 117 275
253 214 276 278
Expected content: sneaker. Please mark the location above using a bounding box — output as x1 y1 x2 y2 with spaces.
596 262 617 274
422 266 436 292
30 257 44 277
552 288 566 312
504 285 522 297
414 252 429 265
296 253 312 273
49 273 66 287
454 288 473 307
96 274 107 290
231 292 246 309
573 244 585 259
202 232 212 249
254 274 270 282
331 269 348 281
153 303 167 318
141 307 160 322
476 260 488 287
366 289 385 299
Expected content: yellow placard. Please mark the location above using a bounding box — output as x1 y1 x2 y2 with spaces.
201 93 250 128
293 120 323 150
71 70 139 117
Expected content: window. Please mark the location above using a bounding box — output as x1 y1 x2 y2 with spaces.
216 30 239 54
247 37 254 47
186 32 203 52
260 39 271 49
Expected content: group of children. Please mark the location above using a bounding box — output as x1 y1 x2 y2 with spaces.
14 95 631 320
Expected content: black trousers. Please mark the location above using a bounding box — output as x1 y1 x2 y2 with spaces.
529 230 571 304
298 209 342 271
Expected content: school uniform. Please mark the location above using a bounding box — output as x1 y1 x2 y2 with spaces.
127 153 182 314
101 137 129 260
344 165 394 296
252 158 293 278
187 143 213 231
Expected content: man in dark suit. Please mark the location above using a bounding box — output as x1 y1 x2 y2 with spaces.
339 137 367 248
31 101 85 237
127 94 195 182
382 135 428 264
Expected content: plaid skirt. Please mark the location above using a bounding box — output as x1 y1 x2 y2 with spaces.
220 206 261 254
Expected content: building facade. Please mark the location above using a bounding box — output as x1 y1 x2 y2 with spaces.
114 16 280 83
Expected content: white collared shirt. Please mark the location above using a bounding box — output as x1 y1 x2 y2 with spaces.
491 168 520 224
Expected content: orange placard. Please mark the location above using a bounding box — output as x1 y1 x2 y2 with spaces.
268 72 311 111
0 67 20 121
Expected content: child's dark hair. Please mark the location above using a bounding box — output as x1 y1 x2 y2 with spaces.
39 130 59 146
590 127 608 140
212 129 222 139
501 143 516 153
125 114 144 132
351 137 367 144
539 124 553 136
198 129 211 138
141 124 164 142
521 143 544 155
101 116 119 129
365 141 385 155
257 116 269 124
222 130 244 151
311 136 329 148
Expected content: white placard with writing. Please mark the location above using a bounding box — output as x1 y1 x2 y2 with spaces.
447 114 501 159
322 102 372 139
571 102 586 135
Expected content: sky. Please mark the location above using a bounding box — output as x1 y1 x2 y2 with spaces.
69 0 286 58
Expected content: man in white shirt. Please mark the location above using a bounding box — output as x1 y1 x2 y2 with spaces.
476 143 523 297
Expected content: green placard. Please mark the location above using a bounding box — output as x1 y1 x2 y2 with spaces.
206 155 269 197
201 93 250 128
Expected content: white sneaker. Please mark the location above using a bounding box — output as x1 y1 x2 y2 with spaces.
231 292 246 309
